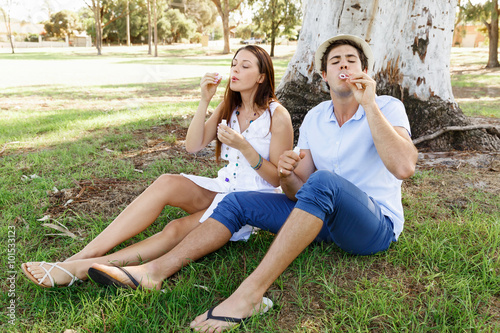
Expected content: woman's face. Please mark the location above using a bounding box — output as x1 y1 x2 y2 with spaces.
229 49 264 93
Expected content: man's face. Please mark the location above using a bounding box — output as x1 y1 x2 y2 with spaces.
322 45 365 95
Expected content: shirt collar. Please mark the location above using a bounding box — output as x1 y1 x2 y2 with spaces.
325 101 366 123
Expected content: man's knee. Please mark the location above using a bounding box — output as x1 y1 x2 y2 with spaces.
305 170 342 191
296 170 342 217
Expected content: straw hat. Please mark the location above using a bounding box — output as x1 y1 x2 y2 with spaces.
314 34 374 74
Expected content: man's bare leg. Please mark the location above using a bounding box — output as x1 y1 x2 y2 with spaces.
23 211 202 287
89 217 233 290
66 175 216 261
190 208 323 332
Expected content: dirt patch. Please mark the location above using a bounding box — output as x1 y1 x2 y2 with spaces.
43 120 216 222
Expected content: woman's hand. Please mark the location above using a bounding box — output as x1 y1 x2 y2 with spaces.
200 73 222 102
217 124 248 151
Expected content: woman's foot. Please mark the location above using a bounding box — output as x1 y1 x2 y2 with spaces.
88 263 163 290
190 290 267 332
21 261 85 287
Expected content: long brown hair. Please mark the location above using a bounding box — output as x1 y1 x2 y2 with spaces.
215 45 276 161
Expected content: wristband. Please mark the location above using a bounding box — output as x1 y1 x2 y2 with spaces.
252 154 263 170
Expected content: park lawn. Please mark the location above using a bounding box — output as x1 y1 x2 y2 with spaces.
450 47 500 118
1 47 499 332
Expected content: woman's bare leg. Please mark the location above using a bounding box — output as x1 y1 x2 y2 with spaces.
23 211 203 287
66 174 216 261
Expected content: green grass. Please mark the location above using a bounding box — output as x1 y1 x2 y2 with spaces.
450 47 500 118
1 46 499 332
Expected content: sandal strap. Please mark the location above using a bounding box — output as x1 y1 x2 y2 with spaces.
37 261 80 287
114 265 142 290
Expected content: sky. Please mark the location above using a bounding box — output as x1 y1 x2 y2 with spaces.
6 0 490 24
7 0 86 23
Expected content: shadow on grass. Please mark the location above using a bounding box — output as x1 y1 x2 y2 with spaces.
0 78 203 100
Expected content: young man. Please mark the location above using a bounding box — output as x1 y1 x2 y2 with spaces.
87 34 417 331
189 34 418 331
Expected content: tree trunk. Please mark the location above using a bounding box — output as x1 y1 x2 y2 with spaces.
276 0 500 151
222 0 230 54
153 0 158 57
0 5 15 54
126 0 131 46
147 0 152 55
486 0 499 68
90 0 102 55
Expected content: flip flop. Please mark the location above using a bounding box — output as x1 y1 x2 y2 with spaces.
21 262 81 288
203 297 274 327
88 265 143 290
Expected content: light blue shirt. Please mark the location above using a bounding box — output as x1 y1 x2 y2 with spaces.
297 96 411 239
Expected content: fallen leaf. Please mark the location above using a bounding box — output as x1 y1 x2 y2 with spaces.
42 223 83 240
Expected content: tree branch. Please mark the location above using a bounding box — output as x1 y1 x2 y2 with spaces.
413 124 499 145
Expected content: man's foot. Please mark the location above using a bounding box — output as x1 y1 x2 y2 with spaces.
88 263 162 290
190 292 271 332
21 261 83 288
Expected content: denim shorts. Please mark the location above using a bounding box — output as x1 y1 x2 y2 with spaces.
211 170 396 255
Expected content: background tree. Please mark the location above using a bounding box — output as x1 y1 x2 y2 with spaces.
44 10 81 39
249 0 302 57
0 0 16 53
184 0 218 34
162 8 196 42
277 0 500 151
147 0 152 54
210 0 243 53
235 23 256 39
461 0 499 68
153 0 158 56
84 0 131 55
100 0 148 44
126 0 130 45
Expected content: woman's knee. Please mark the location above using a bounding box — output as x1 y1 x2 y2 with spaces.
152 174 176 189
150 174 186 202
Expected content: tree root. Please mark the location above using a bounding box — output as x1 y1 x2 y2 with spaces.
413 124 499 145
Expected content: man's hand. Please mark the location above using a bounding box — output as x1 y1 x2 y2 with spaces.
278 149 302 178
347 72 377 108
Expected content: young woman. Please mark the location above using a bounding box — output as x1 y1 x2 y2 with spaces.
21 45 294 288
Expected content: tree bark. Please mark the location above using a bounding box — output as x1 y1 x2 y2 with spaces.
222 0 230 54
147 0 152 55
0 7 15 54
486 0 499 68
153 0 158 57
95 1 102 55
211 0 243 54
276 0 500 151
126 0 131 46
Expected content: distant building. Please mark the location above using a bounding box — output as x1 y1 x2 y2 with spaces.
69 31 92 47
0 18 45 42
453 25 486 48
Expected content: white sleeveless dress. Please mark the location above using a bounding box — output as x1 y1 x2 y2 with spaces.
182 102 281 241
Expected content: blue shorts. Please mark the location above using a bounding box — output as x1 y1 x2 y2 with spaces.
211 170 396 255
